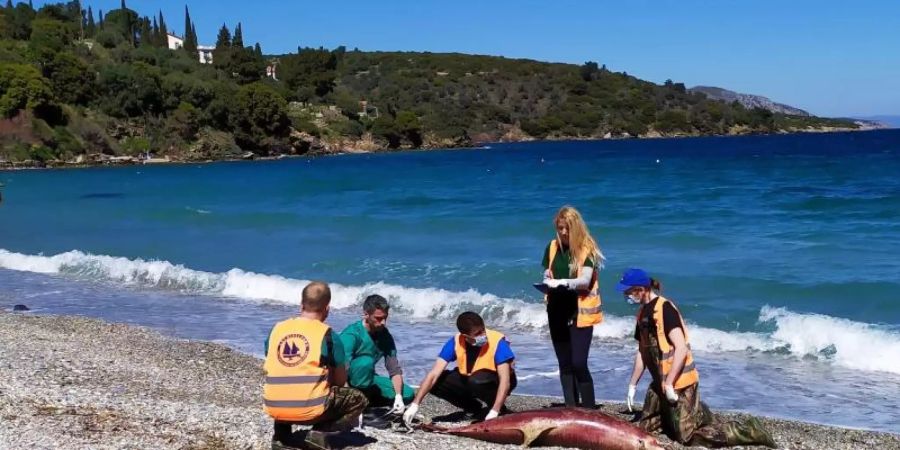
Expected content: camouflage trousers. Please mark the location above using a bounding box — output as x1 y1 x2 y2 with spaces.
638 383 775 448
273 386 369 442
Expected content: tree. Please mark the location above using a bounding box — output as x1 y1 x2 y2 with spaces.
7 3 36 40
254 42 262 57
166 102 200 140
97 9 102 29
215 23 231 49
103 7 137 47
98 63 163 117
232 82 290 153
278 48 338 101
232 22 243 48
138 16 151 46
157 10 167 45
395 110 422 147
85 6 95 37
223 46 263 84
0 63 55 118
182 5 196 54
0 10 9 39
43 51 95 105
371 115 401 148
580 61 599 82
29 17 72 62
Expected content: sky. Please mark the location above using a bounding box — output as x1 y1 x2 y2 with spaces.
33 0 900 117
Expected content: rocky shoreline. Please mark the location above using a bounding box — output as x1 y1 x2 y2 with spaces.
1 310 897 449
0 126 884 171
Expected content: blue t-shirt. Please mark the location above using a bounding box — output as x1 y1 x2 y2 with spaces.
438 335 515 372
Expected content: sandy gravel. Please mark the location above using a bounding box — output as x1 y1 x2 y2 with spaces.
1 311 896 450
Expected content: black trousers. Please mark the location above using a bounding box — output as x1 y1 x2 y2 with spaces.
548 290 595 407
430 368 517 414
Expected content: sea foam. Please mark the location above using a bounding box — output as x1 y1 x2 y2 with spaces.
3 248 900 374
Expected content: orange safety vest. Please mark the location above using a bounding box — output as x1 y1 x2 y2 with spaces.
546 239 603 328
637 296 699 390
454 328 506 376
263 317 332 422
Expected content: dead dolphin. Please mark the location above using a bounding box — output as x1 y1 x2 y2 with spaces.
419 407 666 450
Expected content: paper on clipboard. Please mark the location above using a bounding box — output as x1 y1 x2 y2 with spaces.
532 283 550 294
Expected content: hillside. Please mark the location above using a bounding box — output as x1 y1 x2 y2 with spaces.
688 86 810 116
855 115 900 128
1 1 861 167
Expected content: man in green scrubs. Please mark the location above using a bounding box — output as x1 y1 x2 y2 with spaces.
339 295 415 413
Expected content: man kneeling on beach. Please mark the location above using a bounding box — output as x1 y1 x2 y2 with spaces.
403 311 517 426
339 294 415 413
263 281 368 450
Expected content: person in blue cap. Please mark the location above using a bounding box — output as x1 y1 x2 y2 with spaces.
617 268 775 448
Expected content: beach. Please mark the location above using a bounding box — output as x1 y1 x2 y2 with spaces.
1 311 896 450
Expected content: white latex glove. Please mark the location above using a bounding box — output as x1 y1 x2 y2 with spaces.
402 402 419 427
664 384 679 403
391 394 405 414
626 384 637 412
484 409 499 421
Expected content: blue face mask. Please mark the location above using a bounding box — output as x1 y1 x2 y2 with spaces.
472 334 488 347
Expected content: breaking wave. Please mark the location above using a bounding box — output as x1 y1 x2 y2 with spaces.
2 248 900 374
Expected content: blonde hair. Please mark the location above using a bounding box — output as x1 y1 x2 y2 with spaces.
554 205 604 276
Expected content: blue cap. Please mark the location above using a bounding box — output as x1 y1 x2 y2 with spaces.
616 268 651 292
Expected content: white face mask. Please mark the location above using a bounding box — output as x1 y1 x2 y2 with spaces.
626 294 641 305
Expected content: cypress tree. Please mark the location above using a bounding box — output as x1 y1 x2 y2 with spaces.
151 16 159 46
254 42 262 57
86 6 95 37
232 22 243 48
158 10 168 45
5 1 12 11
139 17 151 46
98 9 104 29
215 23 231 48
183 5 197 54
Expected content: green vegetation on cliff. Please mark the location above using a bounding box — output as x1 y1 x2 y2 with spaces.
0 1 859 165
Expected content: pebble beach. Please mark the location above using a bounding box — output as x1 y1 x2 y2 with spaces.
2 311 898 450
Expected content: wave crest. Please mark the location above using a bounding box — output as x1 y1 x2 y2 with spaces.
3 248 900 374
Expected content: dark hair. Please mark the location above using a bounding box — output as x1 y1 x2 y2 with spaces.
650 278 662 293
456 311 485 334
301 281 331 312
363 294 390 314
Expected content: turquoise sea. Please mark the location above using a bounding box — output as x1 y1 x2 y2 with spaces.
2 130 899 432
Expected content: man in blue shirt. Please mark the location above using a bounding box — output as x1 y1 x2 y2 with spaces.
403 312 517 425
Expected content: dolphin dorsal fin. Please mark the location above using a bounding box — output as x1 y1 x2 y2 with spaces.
520 423 554 447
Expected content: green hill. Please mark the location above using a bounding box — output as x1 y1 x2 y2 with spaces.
0 1 860 167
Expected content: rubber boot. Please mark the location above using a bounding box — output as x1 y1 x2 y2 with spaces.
577 381 596 409
559 373 578 407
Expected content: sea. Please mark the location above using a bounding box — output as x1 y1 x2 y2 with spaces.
2 130 899 433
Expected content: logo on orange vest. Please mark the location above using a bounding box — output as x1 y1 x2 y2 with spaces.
276 333 311 367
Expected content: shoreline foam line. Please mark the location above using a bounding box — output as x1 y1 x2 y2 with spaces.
2 248 900 374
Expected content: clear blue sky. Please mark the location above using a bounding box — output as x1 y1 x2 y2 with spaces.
38 0 900 117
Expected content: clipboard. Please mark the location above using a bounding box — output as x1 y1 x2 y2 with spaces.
532 283 550 294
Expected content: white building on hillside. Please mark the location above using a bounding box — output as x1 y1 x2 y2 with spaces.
198 46 214 64
167 33 214 64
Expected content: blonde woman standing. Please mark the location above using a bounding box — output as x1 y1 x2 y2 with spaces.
541 206 603 408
